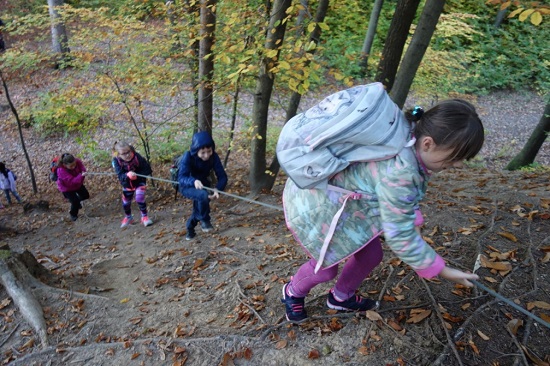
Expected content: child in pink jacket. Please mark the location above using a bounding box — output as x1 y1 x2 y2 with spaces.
56 153 89 221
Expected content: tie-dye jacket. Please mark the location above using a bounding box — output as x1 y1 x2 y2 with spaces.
282 145 445 279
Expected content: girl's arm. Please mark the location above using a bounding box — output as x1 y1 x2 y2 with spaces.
376 167 445 278
439 267 478 287
111 158 128 185
57 167 84 188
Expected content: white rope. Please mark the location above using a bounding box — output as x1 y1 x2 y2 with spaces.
86 171 284 211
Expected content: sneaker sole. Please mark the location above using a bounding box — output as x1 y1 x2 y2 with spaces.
201 227 212 233
326 300 380 312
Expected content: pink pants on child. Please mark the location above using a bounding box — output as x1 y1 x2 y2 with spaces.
288 237 383 300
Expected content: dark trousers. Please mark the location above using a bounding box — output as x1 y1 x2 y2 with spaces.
180 187 211 232
62 185 90 217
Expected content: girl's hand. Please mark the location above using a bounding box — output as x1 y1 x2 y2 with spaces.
194 180 204 189
126 171 137 180
439 266 479 287
208 189 220 200
82 172 87 177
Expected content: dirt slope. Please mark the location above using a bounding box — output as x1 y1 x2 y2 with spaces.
1 163 549 366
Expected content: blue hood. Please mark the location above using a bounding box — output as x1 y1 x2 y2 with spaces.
190 131 215 156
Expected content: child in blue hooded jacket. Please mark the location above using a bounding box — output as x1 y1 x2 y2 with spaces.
178 131 228 240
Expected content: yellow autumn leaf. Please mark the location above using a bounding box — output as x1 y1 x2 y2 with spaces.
519 8 535 22
530 11 542 26
265 49 278 58
498 231 518 242
508 7 524 18
278 61 290 70
500 1 511 10
120 298 130 303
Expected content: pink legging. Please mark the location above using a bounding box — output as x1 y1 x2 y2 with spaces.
288 237 383 300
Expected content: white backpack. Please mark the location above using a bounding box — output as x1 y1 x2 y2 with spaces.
276 82 413 189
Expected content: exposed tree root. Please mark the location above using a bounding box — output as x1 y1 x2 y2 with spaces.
0 251 49 349
0 246 111 351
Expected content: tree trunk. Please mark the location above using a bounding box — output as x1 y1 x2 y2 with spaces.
375 0 420 92
198 0 216 133
47 0 70 58
0 70 38 193
390 0 446 109
267 0 330 181
494 8 507 28
359 0 385 74
249 0 292 193
506 102 550 170
294 0 309 38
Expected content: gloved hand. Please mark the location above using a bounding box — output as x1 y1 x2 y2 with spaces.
126 171 137 180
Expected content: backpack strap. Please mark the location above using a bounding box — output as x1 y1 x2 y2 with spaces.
314 185 367 273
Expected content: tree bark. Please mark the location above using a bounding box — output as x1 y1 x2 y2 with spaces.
494 8 508 28
375 0 420 92
390 0 446 108
47 0 70 58
506 102 550 170
198 0 216 133
249 0 292 193
359 0 385 74
0 70 38 193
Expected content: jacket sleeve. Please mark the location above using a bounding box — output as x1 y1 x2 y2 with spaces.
112 157 129 186
178 153 197 188
56 167 84 191
375 166 445 279
212 153 227 191
78 159 87 174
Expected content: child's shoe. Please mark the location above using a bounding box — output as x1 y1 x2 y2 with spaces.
120 215 134 228
70 214 78 221
200 221 214 232
326 290 379 312
185 230 196 241
141 216 153 227
281 283 307 322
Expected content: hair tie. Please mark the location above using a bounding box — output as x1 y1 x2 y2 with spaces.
412 106 424 121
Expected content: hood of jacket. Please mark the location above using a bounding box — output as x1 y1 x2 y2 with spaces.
190 131 215 156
